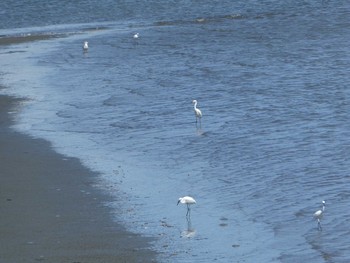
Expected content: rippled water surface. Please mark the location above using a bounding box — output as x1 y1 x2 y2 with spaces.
1 1 350 262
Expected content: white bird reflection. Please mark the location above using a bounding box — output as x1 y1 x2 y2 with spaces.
181 217 196 238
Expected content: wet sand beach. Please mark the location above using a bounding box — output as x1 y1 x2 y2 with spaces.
0 95 157 262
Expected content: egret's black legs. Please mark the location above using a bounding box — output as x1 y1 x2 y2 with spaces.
186 204 191 218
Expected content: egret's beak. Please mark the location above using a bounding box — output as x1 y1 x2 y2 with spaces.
177 200 180 205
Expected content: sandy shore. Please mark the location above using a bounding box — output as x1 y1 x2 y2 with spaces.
0 95 157 262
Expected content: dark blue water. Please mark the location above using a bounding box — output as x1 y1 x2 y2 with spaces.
1 1 350 262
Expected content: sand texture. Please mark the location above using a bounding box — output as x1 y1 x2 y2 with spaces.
0 95 157 262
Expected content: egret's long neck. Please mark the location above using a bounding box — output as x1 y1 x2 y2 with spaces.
322 204 325 211
193 102 197 110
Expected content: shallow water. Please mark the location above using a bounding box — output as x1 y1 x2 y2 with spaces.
1 1 350 262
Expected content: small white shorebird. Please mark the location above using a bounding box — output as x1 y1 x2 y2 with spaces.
192 100 202 127
83 41 89 51
177 196 196 217
313 200 326 230
133 32 139 39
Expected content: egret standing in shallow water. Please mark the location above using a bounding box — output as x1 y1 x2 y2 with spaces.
177 196 196 217
314 200 326 230
133 32 139 39
83 41 88 51
192 100 202 127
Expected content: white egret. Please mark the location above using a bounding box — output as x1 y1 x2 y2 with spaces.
133 32 139 39
83 41 88 51
192 100 202 126
177 196 196 217
313 200 326 230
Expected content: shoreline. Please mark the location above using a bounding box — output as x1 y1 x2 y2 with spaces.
0 26 110 46
0 95 157 262
0 34 62 46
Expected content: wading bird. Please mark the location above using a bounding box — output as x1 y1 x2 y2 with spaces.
192 100 202 127
177 196 196 217
133 32 139 39
83 41 88 51
314 200 326 230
